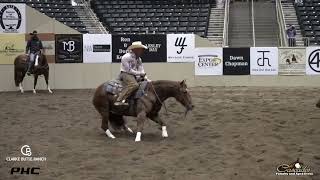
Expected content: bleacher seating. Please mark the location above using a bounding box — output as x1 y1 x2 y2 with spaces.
295 0 320 45
91 0 214 37
1 0 88 33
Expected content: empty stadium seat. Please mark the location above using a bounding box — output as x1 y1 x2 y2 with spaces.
91 0 213 36
7 0 88 33
295 0 320 45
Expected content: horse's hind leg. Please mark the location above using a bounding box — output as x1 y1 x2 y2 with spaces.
135 111 148 142
44 71 52 93
104 113 116 139
18 71 26 93
96 106 115 139
33 75 38 94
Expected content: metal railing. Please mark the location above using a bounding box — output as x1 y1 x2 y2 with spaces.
222 0 230 47
251 0 256 47
288 37 310 47
276 0 289 46
78 0 108 34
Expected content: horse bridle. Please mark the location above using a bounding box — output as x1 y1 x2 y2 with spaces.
149 82 185 115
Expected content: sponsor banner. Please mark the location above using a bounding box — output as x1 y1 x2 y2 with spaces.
112 34 166 63
55 34 83 63
0 3 26 33
167 34 195 62
250 47 278 75
279 48 305 75
306 47 320 75
25 33 55 63
83 34 112 63
195 48 223 75
223 48 250 75
0 34 25 64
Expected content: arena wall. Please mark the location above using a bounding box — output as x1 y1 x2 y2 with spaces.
1 32 320 92
26 6 80 34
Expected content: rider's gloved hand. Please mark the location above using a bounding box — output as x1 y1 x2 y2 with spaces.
145 75 151 82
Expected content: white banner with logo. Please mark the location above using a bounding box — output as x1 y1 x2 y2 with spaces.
195 48 223 75
0 3 26 33
306 47 320 75
250 47 278 75
167 34 195 62
278 47 306 75
83 34 112 63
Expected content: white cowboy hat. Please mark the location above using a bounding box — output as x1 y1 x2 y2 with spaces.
127 41 148 50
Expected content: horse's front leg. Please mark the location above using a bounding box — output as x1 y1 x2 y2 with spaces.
44 71 52 93
151 115 168 138
19 83 24 93
33 74 38 94
135 111 147 142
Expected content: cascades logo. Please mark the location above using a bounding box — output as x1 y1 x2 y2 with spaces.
276 158 314 176
0 4 22 33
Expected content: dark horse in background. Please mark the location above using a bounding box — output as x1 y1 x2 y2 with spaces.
317 100 320 108
93 80 194 142
14 53 52 94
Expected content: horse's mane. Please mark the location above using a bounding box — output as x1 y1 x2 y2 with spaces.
152 80 179 86
40 54 48 66
152 80 178 85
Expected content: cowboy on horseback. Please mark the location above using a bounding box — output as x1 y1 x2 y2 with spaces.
26 30 43 76
114 41 150 106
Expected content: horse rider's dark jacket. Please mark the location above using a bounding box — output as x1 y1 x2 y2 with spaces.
26 37 43 53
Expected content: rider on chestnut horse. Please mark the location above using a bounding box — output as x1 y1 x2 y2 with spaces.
114 41 151 106
26 30 43 76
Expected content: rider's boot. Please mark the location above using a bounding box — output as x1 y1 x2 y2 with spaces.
114 99 128 106
26 61 33 76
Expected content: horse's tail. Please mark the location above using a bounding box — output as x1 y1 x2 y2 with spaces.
14 67 19 87
14 56 20 87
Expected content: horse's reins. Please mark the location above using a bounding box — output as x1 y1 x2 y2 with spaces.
149 82 184 115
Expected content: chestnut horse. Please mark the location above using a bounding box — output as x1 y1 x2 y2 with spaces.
93 80 194 142
14 53 52 94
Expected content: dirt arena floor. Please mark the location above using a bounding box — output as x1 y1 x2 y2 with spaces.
0 87 319 180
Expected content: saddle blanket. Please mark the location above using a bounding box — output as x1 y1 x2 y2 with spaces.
104 80 148 99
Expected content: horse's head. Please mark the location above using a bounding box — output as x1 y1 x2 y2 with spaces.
175 80 194 113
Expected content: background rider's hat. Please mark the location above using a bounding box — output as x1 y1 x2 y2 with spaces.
127 41 148 50
31 30 38 35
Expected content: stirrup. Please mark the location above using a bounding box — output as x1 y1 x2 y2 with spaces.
114 100 128 106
